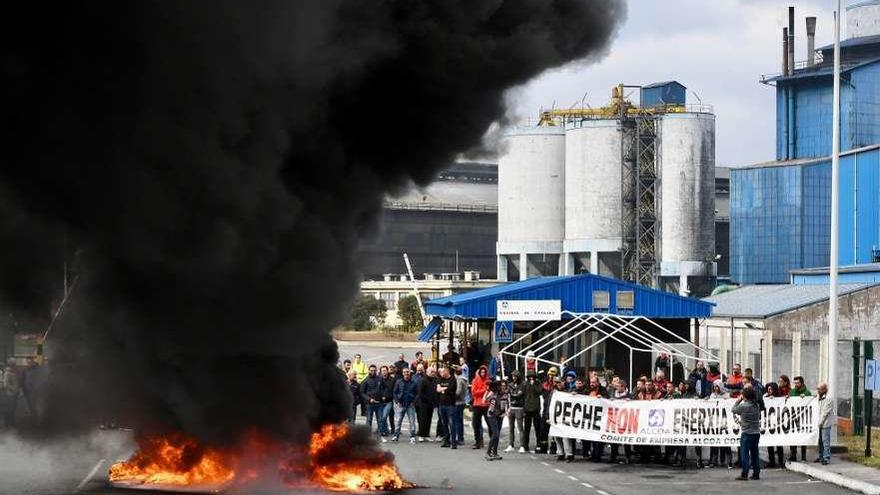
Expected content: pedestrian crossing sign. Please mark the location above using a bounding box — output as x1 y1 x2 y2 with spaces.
494 321 513 343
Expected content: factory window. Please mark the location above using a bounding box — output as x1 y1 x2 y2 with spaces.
379 292 397 310
616 291 634 310
421 292 444 300
592 290 610 311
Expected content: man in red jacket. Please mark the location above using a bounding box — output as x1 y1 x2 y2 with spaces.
726 363 744 398
470 365 490 449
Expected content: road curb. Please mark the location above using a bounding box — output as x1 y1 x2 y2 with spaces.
787 461 880 495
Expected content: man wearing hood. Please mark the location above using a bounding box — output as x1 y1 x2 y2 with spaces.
505 369 525 453
522 370 542 453
470 364 490 449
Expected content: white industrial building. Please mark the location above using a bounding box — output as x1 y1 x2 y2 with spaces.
497 82 718 296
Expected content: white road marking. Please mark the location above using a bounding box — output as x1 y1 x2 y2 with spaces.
581 482 593 488
596 490 610 495
540 461 550 466
567 475 579 481
554 468 565 474
76 459 105 491
530 455 537 460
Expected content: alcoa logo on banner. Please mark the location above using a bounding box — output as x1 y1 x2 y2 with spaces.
648 409 665 428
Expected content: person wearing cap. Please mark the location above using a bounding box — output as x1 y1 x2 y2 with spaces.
522 370 542 453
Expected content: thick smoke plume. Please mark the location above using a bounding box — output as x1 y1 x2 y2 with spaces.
1 1 623 443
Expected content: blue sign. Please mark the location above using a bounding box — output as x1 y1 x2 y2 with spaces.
494 321 513 343
868 359 879 391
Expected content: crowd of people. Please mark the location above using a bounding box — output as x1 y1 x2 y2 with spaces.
341 348 834 475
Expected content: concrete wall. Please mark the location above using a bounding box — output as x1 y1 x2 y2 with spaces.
762 284 880 400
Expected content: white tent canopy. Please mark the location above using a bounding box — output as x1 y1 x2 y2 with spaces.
499 311 720 386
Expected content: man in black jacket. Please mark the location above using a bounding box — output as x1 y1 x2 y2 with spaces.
347 370 361 423
416 367 436 442
522 370 542 453
435 366 458 449
378 365 395 441
505 370 525 453
360 365 383 437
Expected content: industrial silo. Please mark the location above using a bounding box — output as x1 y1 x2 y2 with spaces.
658 112 716 295
496 126 565 281
562 120 628 277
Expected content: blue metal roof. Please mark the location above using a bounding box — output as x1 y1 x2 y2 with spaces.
423 274 713 320
417 316 443 342
765 57 880 84
817 33 880 52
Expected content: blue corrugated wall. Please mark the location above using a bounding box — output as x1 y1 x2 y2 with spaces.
731 147 880 284
776 61 880 160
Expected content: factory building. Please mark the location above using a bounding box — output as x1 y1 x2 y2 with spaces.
497 83 718 296
701 275 880 408
357 162 498 280
731 3 880 284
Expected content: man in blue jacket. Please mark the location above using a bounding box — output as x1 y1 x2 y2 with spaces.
393 367 419 443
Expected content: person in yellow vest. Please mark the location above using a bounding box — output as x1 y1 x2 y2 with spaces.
352 354 369 383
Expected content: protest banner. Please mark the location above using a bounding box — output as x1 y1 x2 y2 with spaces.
549 394 818 447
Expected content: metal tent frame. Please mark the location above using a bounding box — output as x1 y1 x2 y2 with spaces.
499 311 720 387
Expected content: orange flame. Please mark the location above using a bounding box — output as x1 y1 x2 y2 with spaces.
108 433 236 488
307 423 414 492
108 424 412 492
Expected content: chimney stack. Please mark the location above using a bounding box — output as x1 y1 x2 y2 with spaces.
806 16 817 67
783 27 789 75
788 6 795 75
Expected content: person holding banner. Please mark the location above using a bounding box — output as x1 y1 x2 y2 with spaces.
551 377 574 462
764 382 786 468
788 376 811 462
706 381 733 469
817 382 833 465
609 379 632 464
732 387 762 480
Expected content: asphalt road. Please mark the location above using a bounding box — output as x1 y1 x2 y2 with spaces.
335 342 432 369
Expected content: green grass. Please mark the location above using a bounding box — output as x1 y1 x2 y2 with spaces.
841 428 880 468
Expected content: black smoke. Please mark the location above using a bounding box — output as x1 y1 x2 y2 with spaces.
1 0 623 443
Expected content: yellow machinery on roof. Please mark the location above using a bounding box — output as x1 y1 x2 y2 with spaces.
536 84 688 126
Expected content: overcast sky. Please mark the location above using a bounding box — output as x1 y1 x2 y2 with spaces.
504 0 840 167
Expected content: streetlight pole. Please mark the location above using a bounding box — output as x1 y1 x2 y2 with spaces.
829 0 842 440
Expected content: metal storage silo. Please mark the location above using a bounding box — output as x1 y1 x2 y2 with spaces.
658 112 716 294
496 126 565 280
562 120 628 277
